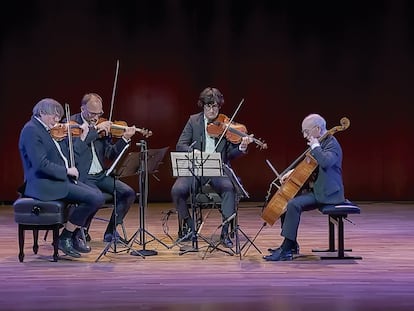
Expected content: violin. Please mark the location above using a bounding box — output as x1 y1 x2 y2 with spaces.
207 114 268 149
50 121 82 141
96 118 153 138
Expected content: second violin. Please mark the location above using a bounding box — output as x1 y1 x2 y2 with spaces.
96 118 153 138
207 114 267 149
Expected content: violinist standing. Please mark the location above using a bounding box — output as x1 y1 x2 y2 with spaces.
171 87 253 248
71 93 136 242
263 113 345 261
18 98 105 258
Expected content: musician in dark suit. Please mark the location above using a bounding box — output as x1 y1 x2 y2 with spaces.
264 113 345 261
18 98 105 258
71 93 136 242
171 87 253 248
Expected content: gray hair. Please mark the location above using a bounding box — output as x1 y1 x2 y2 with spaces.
304 114 327 132
32 98 64 118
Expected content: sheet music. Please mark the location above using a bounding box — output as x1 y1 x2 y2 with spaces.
105 144 130 176
170 151 223 177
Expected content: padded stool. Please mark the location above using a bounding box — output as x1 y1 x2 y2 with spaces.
312 200 362 260
13 198 68 262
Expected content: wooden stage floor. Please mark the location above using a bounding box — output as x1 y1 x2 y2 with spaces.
0 201 413 311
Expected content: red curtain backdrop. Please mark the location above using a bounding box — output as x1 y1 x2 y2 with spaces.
1 1 413 202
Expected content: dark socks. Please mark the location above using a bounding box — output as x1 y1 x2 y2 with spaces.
282 238 296 251
60 228 73 239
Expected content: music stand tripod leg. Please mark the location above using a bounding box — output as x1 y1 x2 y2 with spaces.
95 175 145 262
201 214 236 259
130 142 170 257
241 221 266 258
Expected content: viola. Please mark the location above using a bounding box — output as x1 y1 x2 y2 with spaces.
50 121 82 141
206 114 267 149
96 118 153 138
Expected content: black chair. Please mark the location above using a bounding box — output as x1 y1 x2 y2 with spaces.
13 197 69 262
312 200 362 260
178 184 223 239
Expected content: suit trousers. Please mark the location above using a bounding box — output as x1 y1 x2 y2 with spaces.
280 192 320 242
171 176 236 221
86 172 136 225
65 181 105 227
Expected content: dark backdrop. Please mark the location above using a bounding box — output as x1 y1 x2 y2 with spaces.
1 1 413 203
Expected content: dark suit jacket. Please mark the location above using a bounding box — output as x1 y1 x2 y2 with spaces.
71 113 129 181
18 117 71 200
176 112 244 165
310 134 345 204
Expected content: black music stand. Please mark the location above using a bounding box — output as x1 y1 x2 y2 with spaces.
170 151 224 255
243 159 282 257
224 164 261 258
129 143 169 257
202 164 261 259
95 146 145 262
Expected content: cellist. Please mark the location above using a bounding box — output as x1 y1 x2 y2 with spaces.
264 113 346 262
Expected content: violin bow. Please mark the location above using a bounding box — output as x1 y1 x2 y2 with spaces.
64 103 75 168
108 59 120 123
64 103 78 184
214 98 245 151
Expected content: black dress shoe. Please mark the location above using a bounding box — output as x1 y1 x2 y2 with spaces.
72 230 91 253
221 236 233 248
268 243 300 255
58 237 81 258
85 232 91 242
263 249 293 261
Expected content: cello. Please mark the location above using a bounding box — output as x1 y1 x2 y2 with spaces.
261 117 350 226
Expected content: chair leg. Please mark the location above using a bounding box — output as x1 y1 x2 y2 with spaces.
320 215 362 260
33 229 39 254
52 226 60 262
18 225 25 263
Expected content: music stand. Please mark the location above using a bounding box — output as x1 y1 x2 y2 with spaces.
243 159 282 258
223 163 261 259
129 143 169 257
95 146 145 262
170 151 224 255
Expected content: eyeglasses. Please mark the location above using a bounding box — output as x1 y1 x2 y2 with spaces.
85 109 103 117
302 125 317 135
204 103 219 110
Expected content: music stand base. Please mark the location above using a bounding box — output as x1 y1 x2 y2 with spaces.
131 249 158 256
95 237 132 262
179 245 201 255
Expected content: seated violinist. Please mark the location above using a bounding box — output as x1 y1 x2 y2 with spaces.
263 113 346 261
171 87 253 248
18 98 105 258
71 93 136 242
